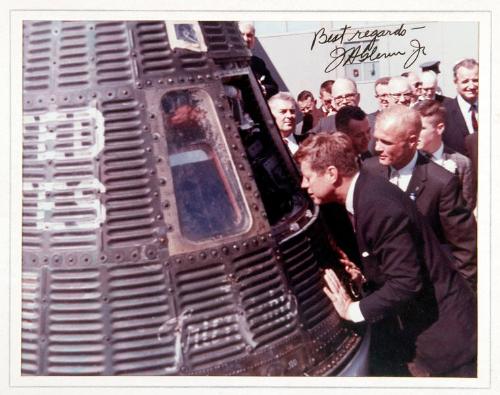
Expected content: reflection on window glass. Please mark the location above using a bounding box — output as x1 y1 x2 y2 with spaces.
161 89 250 242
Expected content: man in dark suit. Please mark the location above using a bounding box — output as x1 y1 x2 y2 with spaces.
295 132 476 377
415 99 476 210
442 58 479 155
420 71 448 102
310 77 361 134
295 90 325 140
319 79 336 117
367 76 391 154
363 105 477 288
335 105 373 163
238 21 279 99
401 71 422 107
465 132 478 209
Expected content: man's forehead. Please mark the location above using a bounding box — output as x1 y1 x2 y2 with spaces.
348 117 369 130
375 117 403 137
333 83 357 95
272 99 295 111
389 79 411 93
299 158 312 173
456 66 479 79
298 97 314 104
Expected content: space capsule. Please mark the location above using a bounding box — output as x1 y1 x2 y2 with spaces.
22 20 368 375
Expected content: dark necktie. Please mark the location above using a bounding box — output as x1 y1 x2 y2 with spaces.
347 212 356 232
470 104 478 133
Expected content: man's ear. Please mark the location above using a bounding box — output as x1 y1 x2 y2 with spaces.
436 122 445 136
325 165 338 184
408 133 419 148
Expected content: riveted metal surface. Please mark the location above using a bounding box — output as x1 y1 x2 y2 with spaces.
21 270 42 374
199 22 249 59
22 20 365 376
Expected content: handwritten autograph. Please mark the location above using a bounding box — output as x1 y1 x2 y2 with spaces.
311 24 427 72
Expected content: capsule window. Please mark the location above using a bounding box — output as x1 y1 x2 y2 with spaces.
161 89 251 242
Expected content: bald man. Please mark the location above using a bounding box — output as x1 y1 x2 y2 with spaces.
388 76 415 107
420 71 448 102
402 71 422 106
309 77 367 134
363 105 477 289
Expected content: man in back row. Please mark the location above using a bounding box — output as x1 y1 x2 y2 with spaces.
442 58 479 156
238 21 279 99
310 77 361 134
415 99 476 211
335 105 372 163
268 92 300 154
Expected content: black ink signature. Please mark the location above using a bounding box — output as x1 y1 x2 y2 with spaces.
310 25 351 50
324 38 427 73
310 24 427 72
348 24 407 42
403 39 427 68
311 24 408 50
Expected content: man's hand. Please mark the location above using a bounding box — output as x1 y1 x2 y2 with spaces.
337 248 365 291
323 268 353 320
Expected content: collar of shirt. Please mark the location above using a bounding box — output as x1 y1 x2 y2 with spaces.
457 94 478 134
430 143 445 164
345 172 360 216
283 133 299 154
390 151 418 192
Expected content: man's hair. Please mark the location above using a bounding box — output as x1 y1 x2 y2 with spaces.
238 21 255 33
374 76 391 88
297 90 314 102
335 105 366 132
268 91 295 108
332 77 358 93
375 104 422 140
414 99 446 126
319 80 335 94
453 58 479 79
294 132 359 176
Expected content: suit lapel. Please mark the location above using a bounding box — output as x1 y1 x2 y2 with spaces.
375 161 390 179
406 153 428 199
451 98 469 138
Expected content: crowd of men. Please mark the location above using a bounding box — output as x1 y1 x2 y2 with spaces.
239 22 479 378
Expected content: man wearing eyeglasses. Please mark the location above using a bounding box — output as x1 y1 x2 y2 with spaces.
367 77 392 154
296 90 325 139
373 76 391 112
309 78 362 134
401 71 422 106
319 80 336 117
387 76 415 107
